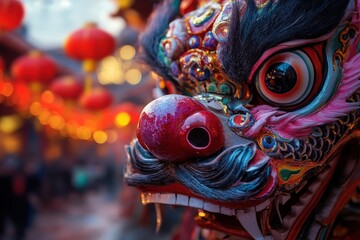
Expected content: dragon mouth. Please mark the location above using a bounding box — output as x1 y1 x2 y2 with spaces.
125 139 277 238
124 131 360 239
136 151 341 239
140 192 271 239
125 139 277 208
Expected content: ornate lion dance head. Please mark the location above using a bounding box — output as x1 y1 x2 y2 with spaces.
125 0 360 238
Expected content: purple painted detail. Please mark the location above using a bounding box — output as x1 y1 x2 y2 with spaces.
170 61 181 76
203 31 218 50
187 2 221 34
189 35 201 49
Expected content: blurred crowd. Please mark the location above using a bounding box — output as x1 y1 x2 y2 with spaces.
0 153 118 239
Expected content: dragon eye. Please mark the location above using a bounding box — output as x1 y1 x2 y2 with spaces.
256 51 315 107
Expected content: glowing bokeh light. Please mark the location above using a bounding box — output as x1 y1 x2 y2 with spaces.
76 126 92 140
125 68 142 85
119 45 136 60
93 130 107 144
38 110 51 125
0 115 23 133
41 90 55 103
115 112 131 128
1 82 14 97
98 56 124 85
49 115 64 130
2 134 21 154
30 102 42 116
198 211 206 217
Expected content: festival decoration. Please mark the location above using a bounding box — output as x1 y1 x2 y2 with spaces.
11 50 58 92
79 87 113 111
64 23 116 92
50 75 83 101
125 0 360 239
0 74 134 143
0 0 25 32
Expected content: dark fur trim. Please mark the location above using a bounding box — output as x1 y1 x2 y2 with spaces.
221 0 350 83
139 0 181 81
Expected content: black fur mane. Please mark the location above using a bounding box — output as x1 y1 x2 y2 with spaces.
221 0 351 83
139 0 351 83
139 0 181 81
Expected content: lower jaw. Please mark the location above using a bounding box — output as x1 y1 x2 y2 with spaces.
193 153 341 239
140 156 357 240
195 212 252 239
140 151 343 239
137 155 338 239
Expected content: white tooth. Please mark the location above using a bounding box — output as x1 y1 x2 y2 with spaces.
275 199 283 224
189 197 204 208
203 202 220 213
149 193 157 203
280 195 291 205
176 194 189 206
154 193 161 203
264 236 273 240
220 206 235 216
256 199 271 212
236 208 265 240
157 193 176 205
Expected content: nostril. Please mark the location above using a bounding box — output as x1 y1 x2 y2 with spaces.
187 127 210 149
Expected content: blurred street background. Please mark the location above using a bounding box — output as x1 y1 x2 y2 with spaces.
0 0 187 239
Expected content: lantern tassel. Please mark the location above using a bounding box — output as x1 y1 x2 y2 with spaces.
82 59 97 73
84 74 93 93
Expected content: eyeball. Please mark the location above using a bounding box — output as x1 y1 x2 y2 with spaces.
256 51 315 107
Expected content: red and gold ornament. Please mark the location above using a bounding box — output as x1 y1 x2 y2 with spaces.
11 50 58 92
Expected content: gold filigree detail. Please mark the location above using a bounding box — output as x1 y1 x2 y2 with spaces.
192 8 216 26
333 23 358 68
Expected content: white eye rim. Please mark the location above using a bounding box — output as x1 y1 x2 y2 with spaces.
256 51 315 106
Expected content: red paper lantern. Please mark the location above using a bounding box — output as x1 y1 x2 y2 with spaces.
80 87 113 111
64 23 116 62
0 0 25 31
50 75 84 100
64 23 116 92
11 51 58 85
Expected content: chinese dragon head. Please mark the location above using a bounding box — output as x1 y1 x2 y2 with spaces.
124 0 360 239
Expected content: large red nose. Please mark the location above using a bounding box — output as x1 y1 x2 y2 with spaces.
137 94 224 162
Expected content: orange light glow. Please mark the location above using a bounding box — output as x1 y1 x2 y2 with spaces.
198 211 206 217
0 115 23 133
41 90 55 103
38 110 51 125
1 134 21 154
48 115 64 130
115 112 131 128
30 102 42 116
76 126 92 140
93 131 107 144
1 82 14 96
